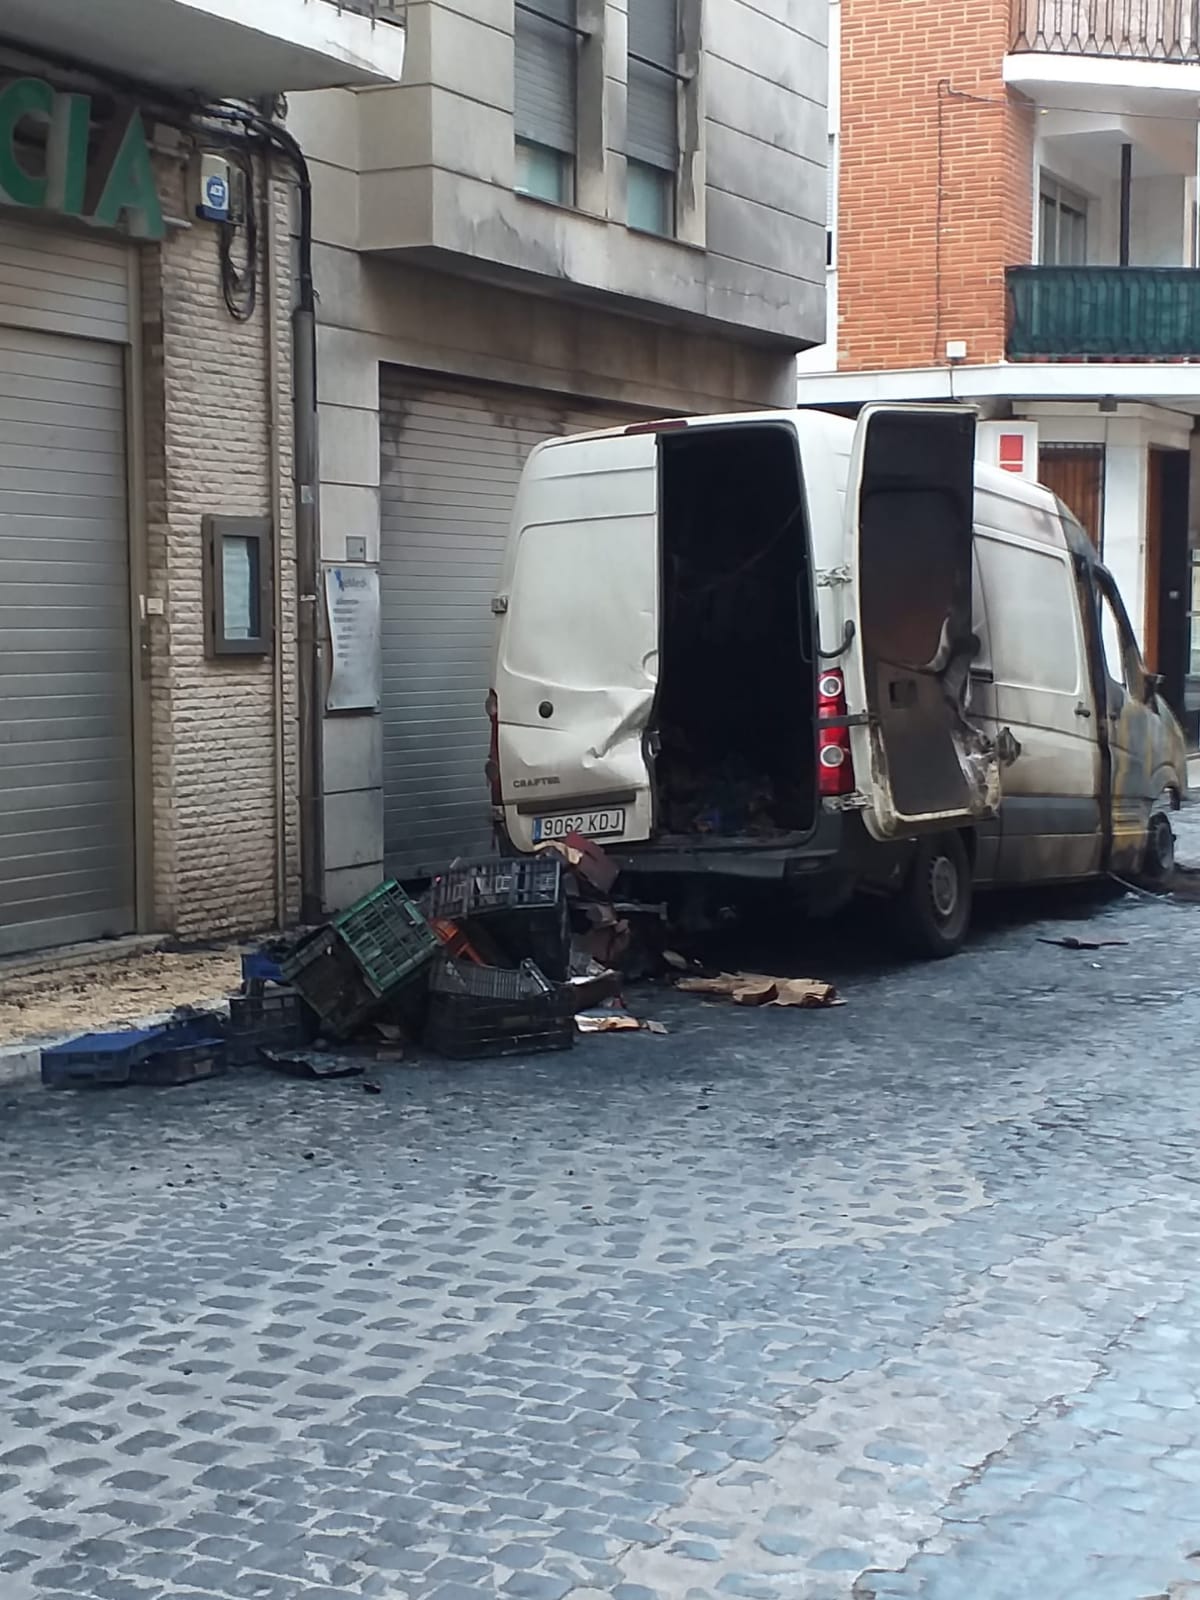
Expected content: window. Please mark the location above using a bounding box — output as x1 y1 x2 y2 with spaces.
1096 569 1144 698
975 536 1080 695
1039 175 1088 265
627 0 678 235
628 160 674 234
826 132 837 268
203 516 272 657
1189 550 1200 677
514 0 578 206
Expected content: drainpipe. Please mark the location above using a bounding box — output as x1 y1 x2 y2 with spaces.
1119 142 1132 266
263 152 288 929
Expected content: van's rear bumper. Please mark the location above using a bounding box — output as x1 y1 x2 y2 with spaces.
611 810 846 882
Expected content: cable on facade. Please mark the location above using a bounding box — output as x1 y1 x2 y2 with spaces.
218 148 258 322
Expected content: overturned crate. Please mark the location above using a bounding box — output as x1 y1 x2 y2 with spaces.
282 881 438 1039
424 955 574 1061
42 1027 165 1089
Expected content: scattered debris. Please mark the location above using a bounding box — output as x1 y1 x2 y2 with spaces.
575 1013 668 1035
1037 936 1128 951
575 1013 641 1034
261 1048 365 1080
44 834 851 1088
676 972 841 1009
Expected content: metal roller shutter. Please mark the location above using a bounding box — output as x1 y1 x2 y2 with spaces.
0 323 135 956
0 218 129 342
514 0 578 155
379 373 646 879
628 0 678 172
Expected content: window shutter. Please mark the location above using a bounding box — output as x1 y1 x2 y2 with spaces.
515 0 578 155
628 0 677 172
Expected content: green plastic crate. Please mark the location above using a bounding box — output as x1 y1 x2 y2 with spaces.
282 881 437 1039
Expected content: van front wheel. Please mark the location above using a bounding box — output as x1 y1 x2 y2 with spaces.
892 832 972 959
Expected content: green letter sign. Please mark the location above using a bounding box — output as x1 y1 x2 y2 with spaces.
0 78 54 209
0 76 164 241
92 112 164 240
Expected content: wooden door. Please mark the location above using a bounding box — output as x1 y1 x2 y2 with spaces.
1038 444 1105 550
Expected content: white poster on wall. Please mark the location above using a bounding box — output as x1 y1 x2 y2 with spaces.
325 566 381 712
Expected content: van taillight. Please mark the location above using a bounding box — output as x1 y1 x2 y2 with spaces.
817 670 854 798
484 689 501 806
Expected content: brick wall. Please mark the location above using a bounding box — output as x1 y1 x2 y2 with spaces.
838 0 1034 371
141 152 301 939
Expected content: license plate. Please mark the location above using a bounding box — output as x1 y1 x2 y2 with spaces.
532 809 626 843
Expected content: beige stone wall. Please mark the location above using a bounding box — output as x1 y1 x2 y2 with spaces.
140 150 300 939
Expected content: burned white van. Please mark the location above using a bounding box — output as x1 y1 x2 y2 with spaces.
488 406 1186 956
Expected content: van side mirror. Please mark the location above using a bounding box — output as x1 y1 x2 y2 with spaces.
1145 671 1165 704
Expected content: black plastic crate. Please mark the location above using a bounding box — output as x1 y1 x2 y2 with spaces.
282 882 438 1039
42 1027 165 1089
227 987 313 1063
427 856 562 920
424 957 574 1061
133 1038 227 1087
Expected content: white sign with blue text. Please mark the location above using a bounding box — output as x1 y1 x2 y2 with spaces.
325 565 381 712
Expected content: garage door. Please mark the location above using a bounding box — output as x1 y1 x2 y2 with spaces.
380 373 646 879
0 324 135 956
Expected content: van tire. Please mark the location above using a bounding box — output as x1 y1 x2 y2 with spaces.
1141 808 1175 885
892 832 972 959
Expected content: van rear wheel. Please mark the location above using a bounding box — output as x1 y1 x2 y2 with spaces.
892 832 972 959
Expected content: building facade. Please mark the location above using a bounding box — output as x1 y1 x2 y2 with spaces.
287 0 829 905
798 0 1200 742
0 1 404 958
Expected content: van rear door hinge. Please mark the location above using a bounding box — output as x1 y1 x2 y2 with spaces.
815 565 853 588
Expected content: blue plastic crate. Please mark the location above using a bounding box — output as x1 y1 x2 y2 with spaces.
134 1037 227 1087
42 1027 166 1089
241 950 286 991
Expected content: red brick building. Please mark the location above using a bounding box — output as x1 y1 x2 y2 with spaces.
800 0 1200 737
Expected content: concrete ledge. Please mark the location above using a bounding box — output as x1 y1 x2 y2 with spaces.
0 934 165 988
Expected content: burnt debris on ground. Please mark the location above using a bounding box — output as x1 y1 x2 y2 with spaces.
39 832 842 1090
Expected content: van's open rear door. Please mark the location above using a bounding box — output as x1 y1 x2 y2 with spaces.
844 405 1000 840
492 430 659 852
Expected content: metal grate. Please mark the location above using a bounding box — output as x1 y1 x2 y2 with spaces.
1010 0 1200 62
1007 265 1200 358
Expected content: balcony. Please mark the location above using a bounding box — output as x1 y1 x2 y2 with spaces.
1011 0 1200 61
0 0 406 98
1007 265 1200 357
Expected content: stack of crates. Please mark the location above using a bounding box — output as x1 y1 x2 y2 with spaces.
424 955 573 1061
427 857 569 979
282 880 438 1039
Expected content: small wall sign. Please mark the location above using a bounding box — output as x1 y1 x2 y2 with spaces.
325 566 382 713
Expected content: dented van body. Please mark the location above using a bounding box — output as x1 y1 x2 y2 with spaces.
489 405 1186 955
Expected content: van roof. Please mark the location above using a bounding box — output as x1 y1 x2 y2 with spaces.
537 407 1061 516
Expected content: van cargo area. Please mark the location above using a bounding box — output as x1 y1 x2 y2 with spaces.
655 425 816 841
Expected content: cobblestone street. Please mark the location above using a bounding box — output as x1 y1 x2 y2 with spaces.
4 833 1200 1600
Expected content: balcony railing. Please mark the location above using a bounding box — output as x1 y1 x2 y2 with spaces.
1007 265 1200 358
331 0 406 20
1010 0 1200 61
